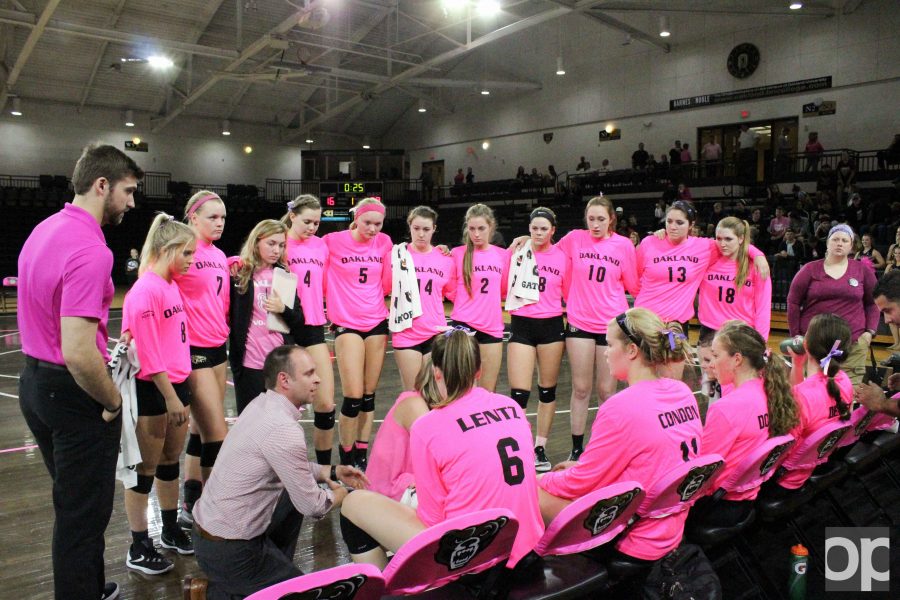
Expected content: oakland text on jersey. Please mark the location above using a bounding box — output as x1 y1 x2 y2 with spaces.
653 255 700 264
163 304 185 319
578 251 620 266
415 266 446 277
340 255 382 264
706 273 753 287
287 256 324 268
193 260 226 270
456 406 522 432
657 405 701 429
473 264 502 274
537 264 561 276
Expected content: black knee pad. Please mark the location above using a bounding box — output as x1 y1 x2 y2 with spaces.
510 388 530 410
361 393 375 413
341 397 363 418
186 433 202 457
155 462 179 482
538 385 557 404
200 440 223 468
133 473 154 495
340 510 381 555
314 409 336 430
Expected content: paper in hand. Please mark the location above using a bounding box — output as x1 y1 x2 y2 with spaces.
267 267 298 334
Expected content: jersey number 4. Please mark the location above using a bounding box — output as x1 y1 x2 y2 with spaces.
497 438 525 486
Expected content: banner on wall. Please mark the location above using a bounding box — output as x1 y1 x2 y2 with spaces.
802 100 836 117
598 129 621 142
124 140 148 152
669 76 832 111
543 132 554 144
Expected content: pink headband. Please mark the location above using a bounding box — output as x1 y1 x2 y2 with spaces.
187 194 221 218
355 203 385 220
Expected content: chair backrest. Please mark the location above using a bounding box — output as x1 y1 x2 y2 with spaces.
2 277 17 287
382 508 519 595
713 435 795 495
244 563 384 600
781 420 850 471
840 406 897 448
534 480 644 557
638 454 725 519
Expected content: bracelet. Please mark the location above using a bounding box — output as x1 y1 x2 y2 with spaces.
330 465 339 482
108 404 122 414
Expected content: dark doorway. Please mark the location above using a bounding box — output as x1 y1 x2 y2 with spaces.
698 117 799 183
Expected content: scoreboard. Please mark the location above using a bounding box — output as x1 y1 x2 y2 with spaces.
319 181 384 222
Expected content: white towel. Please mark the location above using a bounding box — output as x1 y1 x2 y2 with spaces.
389 242 423 333
505 240 540 311
108 341 142 489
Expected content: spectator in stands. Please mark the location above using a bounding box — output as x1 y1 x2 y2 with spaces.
680 142 692 164
421 169 434 203
629 231 640 247
125 248 139 285
647 153 658 172
737 124 759 181
877 134 900 171
453 168 464 186
669 141 682 165
632 143 650 170
844 192 867 231
817 162 837 195
576 156 591 172
598 159 611 174
776 127 793 176
749 208 768 248
768 206 791 249
788 209 810 239
658 153 670 173
516 165 527 180
654 199 667 225
547 165 558 192
883 248 900 350
776 229 807 263
887 225 900 260
836 152 857 205
804 132 824 172
705 201 725 225
465 167 474 185
702 136 723 178
864 193 891 242
855 233 885 270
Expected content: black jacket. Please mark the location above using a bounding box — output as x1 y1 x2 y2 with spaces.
229 267 305 377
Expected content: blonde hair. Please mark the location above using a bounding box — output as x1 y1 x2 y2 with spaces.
616 308 692 366
585 195 617 232
183 190 224 221
407 205 438 226
281 194 321 226
717 217 752 292
714 320 799 436
139 213 195 275
414 356 442 408
349 197 385 231
430 330 481 408
462 204 496 297
235 219 289 294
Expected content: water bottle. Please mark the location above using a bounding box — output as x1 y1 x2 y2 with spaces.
788 544 808 599
780 335 805 356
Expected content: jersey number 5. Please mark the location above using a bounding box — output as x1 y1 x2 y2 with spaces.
497 438 525 486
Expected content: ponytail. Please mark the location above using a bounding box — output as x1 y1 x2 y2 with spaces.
282 194 321 226
805 314 852 421
414 356 441 408
139 212 195 276
430 330 481 407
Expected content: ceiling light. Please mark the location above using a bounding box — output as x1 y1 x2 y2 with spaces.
476 0 500 17
305 138 314 144
418 99 427 113
362 136 371 149
441 0 467 10
789 2 803 9
482 140 490 150
10 97 22 116
605 124 615 133
125 110 134 127
480 88 490 95
556 56 566 76
132 136 142 145
147 55 174 69
222 120 231 135
659 16 671 37
244 145 253 154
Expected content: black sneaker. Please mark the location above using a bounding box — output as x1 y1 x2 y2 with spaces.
534 446 552 473
567 447 583 462
100 582 119 600
354 453 368 472
160 527 194 555
126 539 174 575
177 504 194 530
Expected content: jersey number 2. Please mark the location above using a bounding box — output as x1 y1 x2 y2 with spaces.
497 438 525 485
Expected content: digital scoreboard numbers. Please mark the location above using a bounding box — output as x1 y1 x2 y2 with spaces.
319 182 383 221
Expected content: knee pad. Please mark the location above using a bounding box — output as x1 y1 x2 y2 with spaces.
186 433 202 457
361 393 375 413
538 385 557 404
155 462 179 482
200 440 223 468
510 388 530 410
133 473 154 495
314 409 336 431
341 397 363 418
340 511 381 555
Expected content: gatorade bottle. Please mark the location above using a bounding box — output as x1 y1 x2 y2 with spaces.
788 544 808 599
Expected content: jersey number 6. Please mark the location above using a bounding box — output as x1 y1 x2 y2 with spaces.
497 437 525 486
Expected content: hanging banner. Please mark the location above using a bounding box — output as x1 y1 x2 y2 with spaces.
598 129 621 142
802 100 836 117
669 76 832 111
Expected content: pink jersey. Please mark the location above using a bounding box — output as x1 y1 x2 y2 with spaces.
285 235 328 326
392 247 456 348
779 371 852 489
243 268 285 369
122 272 191 383
323 230 391 331
449 245 510 338
510 244 569 319
410 386 543 566
557 230 638 333
698 255 772 339
177 238 230 347
539 378 703 560
701 378 771 501
366 391 421 501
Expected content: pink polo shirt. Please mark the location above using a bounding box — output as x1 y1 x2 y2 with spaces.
285 235 328 326
18 203 115 364
177 238 230 348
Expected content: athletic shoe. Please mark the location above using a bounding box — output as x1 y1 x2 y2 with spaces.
177 504 194 530
126 539 174 575
567 447 583 462
534 446 552 473
160 527 194 555
100 582 119 600
354 454 368 473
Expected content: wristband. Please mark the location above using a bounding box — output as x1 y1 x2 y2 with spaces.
330 465 339 482
108 404 122 414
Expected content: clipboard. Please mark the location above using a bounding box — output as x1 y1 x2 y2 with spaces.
267 267 298 334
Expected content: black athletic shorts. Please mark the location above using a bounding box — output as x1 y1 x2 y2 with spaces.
294 323 327 347
190 343 228 370
393 335 437 354
332 319 389 339
509 315 566 347
565 322 607 345
136 379 191 417
447 320 504 345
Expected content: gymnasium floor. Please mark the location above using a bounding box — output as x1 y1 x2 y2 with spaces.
1 302 898 599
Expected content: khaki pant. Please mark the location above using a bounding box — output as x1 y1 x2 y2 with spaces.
844 336 870 386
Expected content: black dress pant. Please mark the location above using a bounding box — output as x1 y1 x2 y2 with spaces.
234 367 267 415
18 361 121 600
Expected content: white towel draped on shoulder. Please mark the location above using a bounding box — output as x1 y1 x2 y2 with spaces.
108 341 142 489
505 240 540 311
389 242 423 332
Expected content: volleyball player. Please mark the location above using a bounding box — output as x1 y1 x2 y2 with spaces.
121 214 195 574
538 308 700 562
449 204 510 392
507 207 568 472
282 195 336 466
392 206 455 391
177 191 229 528
698 217 772 340
323 198 392 468
339 329 544 569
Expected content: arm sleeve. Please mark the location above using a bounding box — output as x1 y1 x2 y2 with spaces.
862 263 880 332
755 271 773 340
410 426 447 525
787 265 810 337
266 424 334 518
60 247 113 319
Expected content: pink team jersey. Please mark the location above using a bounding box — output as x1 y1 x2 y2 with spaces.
701 378 771 500
177 238 230 347
449 245 510 338
392 247 455 349
122 272 191 383
243 267 285 369
539 378 703 560
779 371 853 489
698 255 772 339
323 230 391 331
285 235 328 326
510 244 569 319
410 386 544 566
366 391 421 501
556 230 638 333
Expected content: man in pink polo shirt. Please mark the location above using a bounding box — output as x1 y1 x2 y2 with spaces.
18 144 143 600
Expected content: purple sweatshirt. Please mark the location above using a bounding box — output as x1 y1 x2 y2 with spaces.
787 259 878 341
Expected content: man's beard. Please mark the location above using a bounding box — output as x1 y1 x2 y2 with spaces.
103 193 125 226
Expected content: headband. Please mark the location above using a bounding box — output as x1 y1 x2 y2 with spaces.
670 200 696 222
615 313 642 346
186 194 221 218
819 340 844 373
827 224 855 241
530 208 556 226
355 203 385 220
